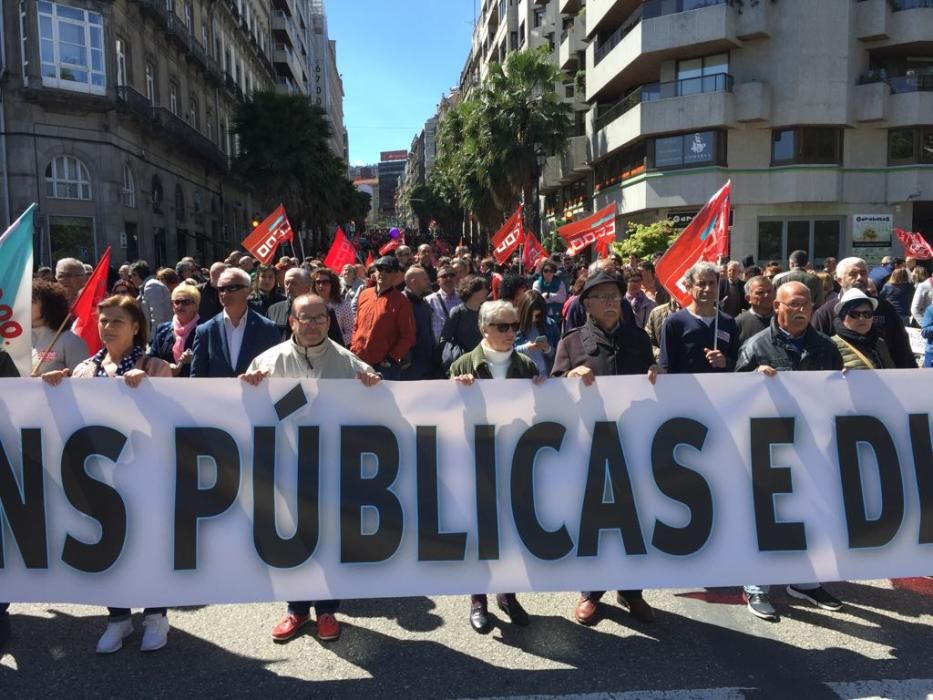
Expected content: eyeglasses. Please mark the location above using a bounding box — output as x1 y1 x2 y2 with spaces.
172 298 196 307
217 284 248 294
489 321 520 333
293 313 329 326
56 272 84 279
846 309 874 320
588 294 622 304
777 300 811 312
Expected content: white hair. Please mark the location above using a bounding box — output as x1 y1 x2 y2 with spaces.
478 300 516 330
55 257 84 274
835 256 865 282
684 261 720 287
219 267 251 286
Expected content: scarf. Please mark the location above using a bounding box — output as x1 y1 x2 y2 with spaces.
172 314 199 361
91 345 145 377
833 320 883 368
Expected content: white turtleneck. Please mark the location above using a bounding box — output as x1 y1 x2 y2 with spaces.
481 340 512 379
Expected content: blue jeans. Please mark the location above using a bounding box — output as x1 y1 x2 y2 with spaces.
924 347 932 368
744 583 819 595
0 603 8 617
287 600 339 617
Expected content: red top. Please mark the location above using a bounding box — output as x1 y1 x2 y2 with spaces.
351 286 416 365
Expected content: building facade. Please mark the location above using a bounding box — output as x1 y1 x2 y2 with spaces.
1 0 277 267
459 0 933 266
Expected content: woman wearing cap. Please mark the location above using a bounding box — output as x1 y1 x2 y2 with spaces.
551 269 661 627
449 299 542 634
831 288 895 370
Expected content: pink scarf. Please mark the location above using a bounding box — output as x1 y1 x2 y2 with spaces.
172 314 199 361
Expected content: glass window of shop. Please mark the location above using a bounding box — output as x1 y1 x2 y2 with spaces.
757 218 842 267
771 127 843 165
888 127 933 164
648 130 725 170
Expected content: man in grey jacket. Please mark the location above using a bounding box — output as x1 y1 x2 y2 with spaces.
129 260 172 334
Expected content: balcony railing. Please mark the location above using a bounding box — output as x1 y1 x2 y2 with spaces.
890 0 933 9
154 107 226 169
858 71 933 93
595 0 732 65
115 85 154 122
595 73 733 131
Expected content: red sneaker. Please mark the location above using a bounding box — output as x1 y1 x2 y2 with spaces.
316 613 341 641
271 613 310 641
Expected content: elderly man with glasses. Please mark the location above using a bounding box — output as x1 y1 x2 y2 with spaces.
425 264 462 342
55 257 88 304
190 268 280 378
241 293 381 644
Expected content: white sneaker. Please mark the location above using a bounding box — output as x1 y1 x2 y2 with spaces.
96 619 134 654
140 614 169 652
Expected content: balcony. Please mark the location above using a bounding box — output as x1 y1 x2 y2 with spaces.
593 74 734 159
205 55 224 86
855 73 933 125
559 0 581 13
586 0 640 39
164 12 192 52
855 0 933 45
115 85 154 123
560 135 591 182
273 42 305 83
275 77 299 95
540 155 562 192
272 10 299 48
587 0 739 102
154 107 226 170
559 23 586 70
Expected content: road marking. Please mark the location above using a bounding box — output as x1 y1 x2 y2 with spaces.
826 679 933 699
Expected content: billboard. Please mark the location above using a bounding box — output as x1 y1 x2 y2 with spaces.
380 150 408 162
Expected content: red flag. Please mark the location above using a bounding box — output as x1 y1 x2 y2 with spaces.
894 228 933 260
71 247 111 356
365 251 374 268
378 239 400 256
559 205 617 257
522 231 549 270
655 180 732 307
491 207 524 265
241 205 294 264
323 227 357 272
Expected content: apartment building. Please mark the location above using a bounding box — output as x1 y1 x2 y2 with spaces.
0 0 275 267
460 0 933 266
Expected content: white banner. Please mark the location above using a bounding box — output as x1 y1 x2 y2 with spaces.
0 371 931 607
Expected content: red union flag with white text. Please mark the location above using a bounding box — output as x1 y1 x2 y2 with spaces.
655 180 732 307
491 207 524 265
242 205 294 264
559 205 617 256
894 228 933 260
522 230 549 270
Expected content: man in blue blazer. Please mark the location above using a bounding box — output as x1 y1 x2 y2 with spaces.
191 268 281 378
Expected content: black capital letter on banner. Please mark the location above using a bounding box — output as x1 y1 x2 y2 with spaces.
909 414 933 544
651 418 713 556
0 429 48 569
61 427 128 573
174 428 240 570
252 426 320 568
577 422 646 557
474 425 499 560
835 416 904 548
749 418 807 551
340 426 403 563
416 426 467 561
511 422 572 560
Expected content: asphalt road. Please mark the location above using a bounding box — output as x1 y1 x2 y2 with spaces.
2 579 932 699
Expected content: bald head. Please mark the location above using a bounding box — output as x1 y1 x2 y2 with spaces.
774 281 812 336
209 262 228 286
776 281 809 303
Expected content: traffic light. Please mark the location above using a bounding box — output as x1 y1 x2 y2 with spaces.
251 212 261 228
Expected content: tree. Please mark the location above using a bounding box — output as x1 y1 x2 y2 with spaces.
233 91 358 246
611 220 679 260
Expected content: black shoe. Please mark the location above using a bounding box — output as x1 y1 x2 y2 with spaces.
786 585 843 611
616 592 655 623
0 615 10 655
470 602 491 634
496 594 530 627
743 592 779 621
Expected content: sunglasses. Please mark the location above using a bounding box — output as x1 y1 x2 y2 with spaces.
172 298 196 306
217 284 248 293
490 322 520 333
847 310 874 320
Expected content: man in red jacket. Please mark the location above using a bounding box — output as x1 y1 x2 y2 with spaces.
351 255 416 380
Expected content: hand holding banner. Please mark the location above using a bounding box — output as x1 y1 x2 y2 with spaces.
655 180 731 307
242 205 294 264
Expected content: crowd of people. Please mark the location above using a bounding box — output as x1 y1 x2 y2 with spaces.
1 239 931 655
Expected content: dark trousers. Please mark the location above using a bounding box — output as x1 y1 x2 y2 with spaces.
287 600 340 616
470 593 514 606
0 603 8 616
581 589 643 601
107 607 167 620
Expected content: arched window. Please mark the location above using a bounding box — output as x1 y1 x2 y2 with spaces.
121 163 136 207
151 174 164 213
45 156 92 200
175 184 186 222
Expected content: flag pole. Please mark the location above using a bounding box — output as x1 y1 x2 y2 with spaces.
30 313 73 377
296 226 307 261
713 269 721 353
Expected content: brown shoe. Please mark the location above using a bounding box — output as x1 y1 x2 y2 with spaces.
617 592 655 623
575 596 600 626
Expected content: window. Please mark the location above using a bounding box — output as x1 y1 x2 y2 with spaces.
175 184 186 222
170 83 178 114
151 174 164 213
649 131 726 170
38 1 105 94
888 127 933 164
121 163 136 207
45 156 92 200
676 53 729 96
594 141 648 191
115 38 127 87
757 218 842 266
771 127 843 165
189 96 200 130
206 108 214 140
145 62 155 102
184 1 193 31
20 2 29 81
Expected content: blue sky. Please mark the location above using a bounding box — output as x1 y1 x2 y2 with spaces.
327 0 476 166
